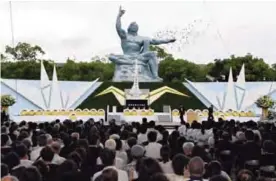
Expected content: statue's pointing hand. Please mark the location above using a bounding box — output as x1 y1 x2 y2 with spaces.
119 6 125 17
169 38 176 43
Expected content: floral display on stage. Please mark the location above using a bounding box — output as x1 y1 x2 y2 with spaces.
255 95 275 119
172 109 256 118
1 95 16 112
20 108 105 116
1 94 16 107
123 108 155 116
255 95 275 109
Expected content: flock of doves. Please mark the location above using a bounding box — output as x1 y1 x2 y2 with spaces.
153 19 211 52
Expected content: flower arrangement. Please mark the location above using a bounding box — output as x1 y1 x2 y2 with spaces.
255 95 275 109
1 95 16 107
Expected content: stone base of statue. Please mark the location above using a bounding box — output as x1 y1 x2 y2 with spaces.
111 61 162 82
113 64 155 82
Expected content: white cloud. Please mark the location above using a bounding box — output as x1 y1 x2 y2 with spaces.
0 1 275 64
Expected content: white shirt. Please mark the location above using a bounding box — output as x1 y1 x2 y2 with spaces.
196 132 209 145
13 159 33 169
146 129 162 141
166 174 187 181
125 160 138 179
178 125 187 136
138 133 148 144
159 161 173 173
186 129 194 140
97 157 124 170
30 146 43 161
116 150 128 167
92 166 128 181
52 153 66 165
121 140 129 151
145 142 162 159
208 137 215 148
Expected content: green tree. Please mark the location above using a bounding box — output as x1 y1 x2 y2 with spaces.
272 63 276 71
1 43 275 82
5 42 45 61
0 53 7 62
207 54 276 81
150 45 172 59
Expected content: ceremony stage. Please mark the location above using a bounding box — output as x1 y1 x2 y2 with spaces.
1 61 275 123
11 108 260 124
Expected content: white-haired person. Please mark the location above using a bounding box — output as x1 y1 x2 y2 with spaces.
182 142 195 158
51 141 66 165
97 139 124 169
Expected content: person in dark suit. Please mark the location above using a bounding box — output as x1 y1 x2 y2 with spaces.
1 110 9 123
208 105 214 121
178 105 186 124
239 130 261 166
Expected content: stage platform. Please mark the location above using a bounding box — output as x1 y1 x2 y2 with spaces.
11 114 260 124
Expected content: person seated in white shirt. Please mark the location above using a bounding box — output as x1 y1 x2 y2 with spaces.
182 142 194 158
124 145 145 179
40 146 55 164
137 125 148 145
120 130 130 151
97 139 124 169
196 127 209 145
95 168 118 181
92 148 128 181
186 129 194 141
51 141 66 165
178 123 187 137
114 138 128 167
147 121 163 141
13 144 33 169
145 131 162 159
159 145 173 173
166 153 190 181
30 134 47 161
45 134 53 145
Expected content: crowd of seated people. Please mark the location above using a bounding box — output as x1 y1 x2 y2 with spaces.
1 117 276 181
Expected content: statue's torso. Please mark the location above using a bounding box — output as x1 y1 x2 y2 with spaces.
121 35 145 55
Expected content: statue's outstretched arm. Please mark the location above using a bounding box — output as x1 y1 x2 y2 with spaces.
150 38 176 45
116 6 126 39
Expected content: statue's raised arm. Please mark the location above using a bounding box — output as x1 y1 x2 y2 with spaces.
116 6 127 39
109 6 175 82
150 38 176 45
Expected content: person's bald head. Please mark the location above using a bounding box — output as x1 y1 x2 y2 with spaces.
188 157 205 177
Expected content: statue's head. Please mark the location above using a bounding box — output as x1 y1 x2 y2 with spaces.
127 22 139 34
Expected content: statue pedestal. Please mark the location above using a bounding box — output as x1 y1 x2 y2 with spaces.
113 64 160 82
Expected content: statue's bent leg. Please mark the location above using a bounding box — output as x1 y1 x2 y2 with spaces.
142 52 163 81
109 54 134 65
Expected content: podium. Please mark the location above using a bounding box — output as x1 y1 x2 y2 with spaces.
124 88 149 109
125 99 148 109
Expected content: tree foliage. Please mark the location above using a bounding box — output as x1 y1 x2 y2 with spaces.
1 42 276 82
208 54 276 81
5 42 45 61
